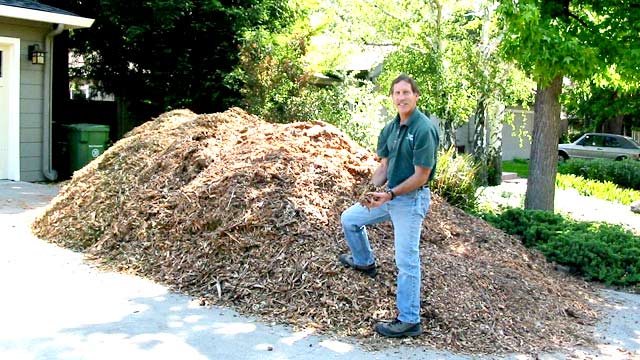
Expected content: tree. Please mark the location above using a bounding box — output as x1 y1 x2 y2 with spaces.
563 81 640 136
42 0 297 120
226 2 389 148
315 0 533 185
452 2 534 185
368 0 479 149
302 0 460 144
497 0 640 211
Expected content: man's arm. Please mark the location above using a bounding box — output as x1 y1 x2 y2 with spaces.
371 158 388 187
389 165 431 196
364 165 431 208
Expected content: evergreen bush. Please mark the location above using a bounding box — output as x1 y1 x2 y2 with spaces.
480 208 640 286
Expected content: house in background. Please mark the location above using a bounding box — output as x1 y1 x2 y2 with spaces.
456 107 535 161
0 0 93 181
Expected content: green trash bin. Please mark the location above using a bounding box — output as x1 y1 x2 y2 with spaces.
63 123 110 173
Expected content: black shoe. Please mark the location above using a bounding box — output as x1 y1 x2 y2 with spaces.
338 254 377 277
375 318 422 338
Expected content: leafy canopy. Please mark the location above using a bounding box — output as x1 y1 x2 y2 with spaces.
499 0 640 86
43 0 298 119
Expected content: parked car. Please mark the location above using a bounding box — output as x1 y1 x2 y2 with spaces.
558 133 640 161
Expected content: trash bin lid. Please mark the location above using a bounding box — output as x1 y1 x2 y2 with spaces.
62 123 110 132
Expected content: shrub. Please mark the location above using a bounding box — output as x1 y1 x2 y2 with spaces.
558 158 640 190
433 147 481 211
556 174 640 205
480 208 640 286
479 208 566 247
287 82 373 147
539 226 640 285
231 30 387 150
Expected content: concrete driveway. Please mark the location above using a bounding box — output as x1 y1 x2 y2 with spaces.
1 180 638 360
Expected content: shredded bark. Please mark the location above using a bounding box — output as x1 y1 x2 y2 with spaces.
32 108 601 355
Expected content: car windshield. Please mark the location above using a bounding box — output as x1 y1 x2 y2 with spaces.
629 137 640 148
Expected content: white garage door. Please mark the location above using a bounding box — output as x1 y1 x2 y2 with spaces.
0 38 20 181
0 46 8 179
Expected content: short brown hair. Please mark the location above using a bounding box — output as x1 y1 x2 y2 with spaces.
389 74 420 96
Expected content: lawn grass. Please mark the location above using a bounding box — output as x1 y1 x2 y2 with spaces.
502 158 530 178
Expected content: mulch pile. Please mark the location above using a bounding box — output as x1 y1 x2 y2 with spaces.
32 108 601 355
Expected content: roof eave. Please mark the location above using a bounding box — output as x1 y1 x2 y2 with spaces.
0 5 94 29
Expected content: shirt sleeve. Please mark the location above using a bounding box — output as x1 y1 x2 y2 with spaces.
376 124 392 159
412 125 439 168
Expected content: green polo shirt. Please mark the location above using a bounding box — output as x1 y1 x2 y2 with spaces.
376 108 440 189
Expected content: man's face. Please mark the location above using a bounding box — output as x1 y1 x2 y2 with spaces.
391 80 419 118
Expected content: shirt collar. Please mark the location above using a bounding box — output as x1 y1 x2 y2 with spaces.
394 108 422 127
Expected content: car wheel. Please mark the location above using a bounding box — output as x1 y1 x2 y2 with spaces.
615 156 627 161
558 153 568 163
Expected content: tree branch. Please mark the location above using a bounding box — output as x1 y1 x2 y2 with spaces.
567 11 593 31
361 0 404 22
362 39 427 54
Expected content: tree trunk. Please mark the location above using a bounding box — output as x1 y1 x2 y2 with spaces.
603 115 624 134
473 99 488 185
524 75 562 211
487 102 504 186
442 114 456 149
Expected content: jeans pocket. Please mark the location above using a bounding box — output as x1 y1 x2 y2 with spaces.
413 189 431 217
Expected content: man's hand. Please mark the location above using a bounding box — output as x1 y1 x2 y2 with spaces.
360 191 391 208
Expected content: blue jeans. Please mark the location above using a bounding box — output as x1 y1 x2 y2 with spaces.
340 187 431 324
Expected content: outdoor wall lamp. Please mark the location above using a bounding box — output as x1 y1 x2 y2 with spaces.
28 44 46 65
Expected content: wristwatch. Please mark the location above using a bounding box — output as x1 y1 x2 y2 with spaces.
386 189 396 200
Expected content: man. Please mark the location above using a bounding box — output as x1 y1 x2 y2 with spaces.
339 74 439 338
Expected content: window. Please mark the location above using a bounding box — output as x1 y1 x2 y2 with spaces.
579 134 604 147
617 137 639 150
604 136 621 148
